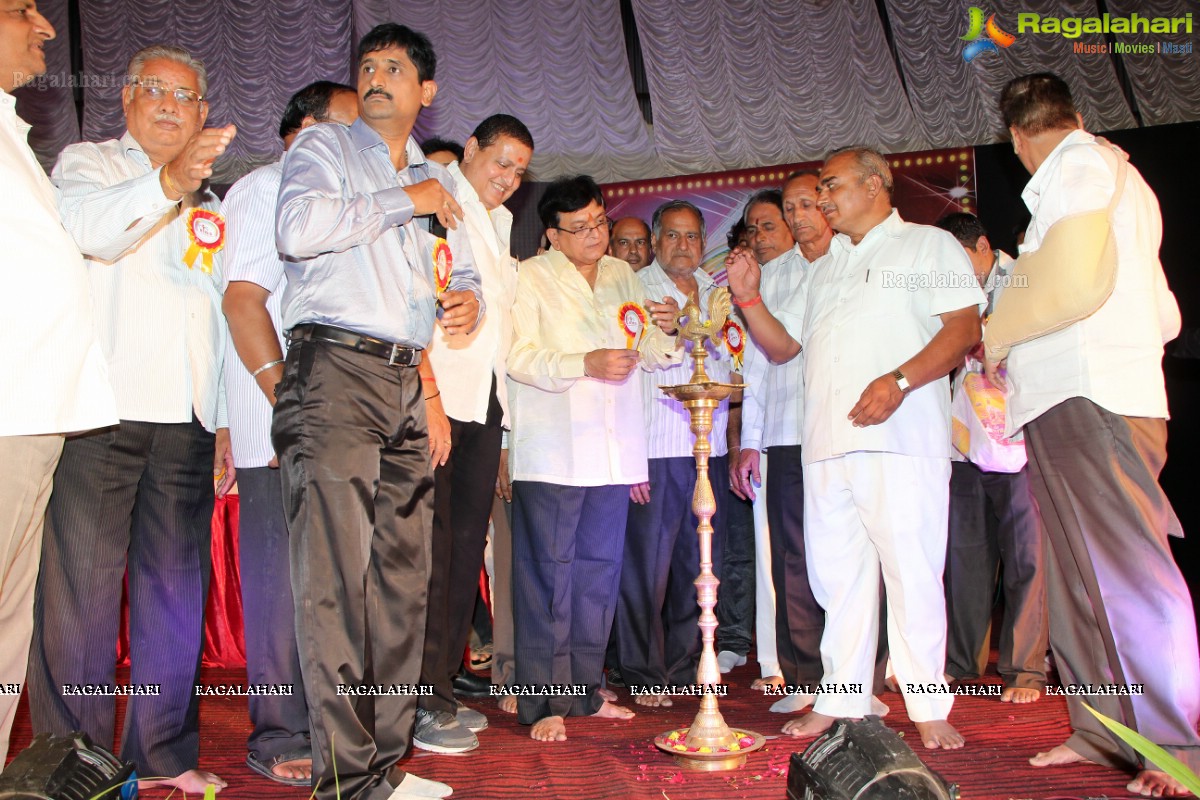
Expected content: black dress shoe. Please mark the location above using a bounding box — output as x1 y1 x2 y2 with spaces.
452 669 492 698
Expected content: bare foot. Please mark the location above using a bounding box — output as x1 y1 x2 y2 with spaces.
593 700 636 719
914 719 965 750
498 695 517 714
884 675 900 693
634 691 673 708
273 757 312 782
1128 769 1195 797
598 686 618 702
782 711 836 738
1002 686 1041 704
752 675 784 691
140 769 227 794
530 715 567 741
1029 743 1094 767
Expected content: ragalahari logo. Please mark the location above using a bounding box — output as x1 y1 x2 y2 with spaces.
961 7 1018 61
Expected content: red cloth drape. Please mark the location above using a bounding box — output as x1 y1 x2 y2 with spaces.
117 495 247 668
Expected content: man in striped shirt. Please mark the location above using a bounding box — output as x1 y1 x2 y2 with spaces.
222 80 357 788
613 200 732 704
28 43 236 795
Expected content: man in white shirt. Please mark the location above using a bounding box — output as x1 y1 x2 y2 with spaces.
27 44 235 795
989 73 1197 798
732 147 983 749
0 1 116 769
415 114 533 754
222 80 357 787
507 175 679 742
935 212 1046 705
730 176 834 711
613 200 733 704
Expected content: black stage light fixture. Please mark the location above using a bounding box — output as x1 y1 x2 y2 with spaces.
787 716 959 800
0 732 135 800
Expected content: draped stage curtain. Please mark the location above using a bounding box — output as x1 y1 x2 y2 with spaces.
16 0 1200 181
630 0 929 175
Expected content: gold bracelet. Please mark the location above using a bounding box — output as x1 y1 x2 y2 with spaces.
161 167 183 198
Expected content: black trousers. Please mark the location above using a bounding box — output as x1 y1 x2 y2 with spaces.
236 466 310 761
615 456 727 688
28 418 214 778
273 341 432 800
715 491 755 656
419 383 503 715
764 445 824 685
512 481 627 723
944 461 1047 688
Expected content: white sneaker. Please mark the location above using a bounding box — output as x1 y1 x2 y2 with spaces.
717 650 747 673
388 772 453 799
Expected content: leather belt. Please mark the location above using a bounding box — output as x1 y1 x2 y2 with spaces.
288 323 422 367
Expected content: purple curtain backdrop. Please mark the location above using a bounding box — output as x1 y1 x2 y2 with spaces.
13 2 1200 183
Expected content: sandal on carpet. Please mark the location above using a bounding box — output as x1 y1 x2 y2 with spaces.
246 749 312 787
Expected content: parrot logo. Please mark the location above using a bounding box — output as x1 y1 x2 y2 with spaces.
961 7 1018 62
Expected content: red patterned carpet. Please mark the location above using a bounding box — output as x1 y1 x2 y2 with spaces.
6 664 1157 800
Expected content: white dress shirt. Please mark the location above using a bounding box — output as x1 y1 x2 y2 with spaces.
507 250 680 486
54 133 227 432
1006 129 1180 433
802 210 985 465
0 89 115 436
637 261 734 459
221 161 286 468
740 246 809 453
427 161 517 427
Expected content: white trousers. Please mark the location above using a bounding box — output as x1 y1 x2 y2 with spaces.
804 452 952 722
752 454 780 679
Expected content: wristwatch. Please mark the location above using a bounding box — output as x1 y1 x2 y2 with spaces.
891 369 910 393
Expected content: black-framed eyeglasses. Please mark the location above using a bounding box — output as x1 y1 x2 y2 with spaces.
132 80 204 107
554 218 609 239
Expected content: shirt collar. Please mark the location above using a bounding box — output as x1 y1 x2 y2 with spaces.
120 131 153 168
0 89 29 136
643 260 716 293
1021 129 1093 213
829 208 903 254
348 118 427 169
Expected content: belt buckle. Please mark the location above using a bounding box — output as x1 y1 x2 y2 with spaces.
388 344 411 367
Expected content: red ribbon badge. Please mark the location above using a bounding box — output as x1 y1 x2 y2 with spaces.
182 208 225 274
619 301 648 349
722 319 745 370
433 238 453 296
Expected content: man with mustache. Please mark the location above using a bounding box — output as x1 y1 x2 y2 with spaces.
28 44 236 794
0 0 116 771
274 22 481 800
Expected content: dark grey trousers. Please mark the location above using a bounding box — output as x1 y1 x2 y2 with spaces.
29 418 213 778
1026 397 1200 773
236 466 310 762
615 456 727 688
944 461 1047 689
273 341 432 800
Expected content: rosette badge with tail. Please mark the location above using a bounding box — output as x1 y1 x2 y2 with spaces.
619 301 649 349
183 208 225 274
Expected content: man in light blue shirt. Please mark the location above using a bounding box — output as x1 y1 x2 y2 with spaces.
273 23 480 800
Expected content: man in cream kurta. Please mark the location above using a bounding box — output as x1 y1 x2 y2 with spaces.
507 176 678 742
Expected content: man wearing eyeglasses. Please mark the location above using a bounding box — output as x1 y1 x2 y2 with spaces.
507 176 680 743
28 44 235 796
